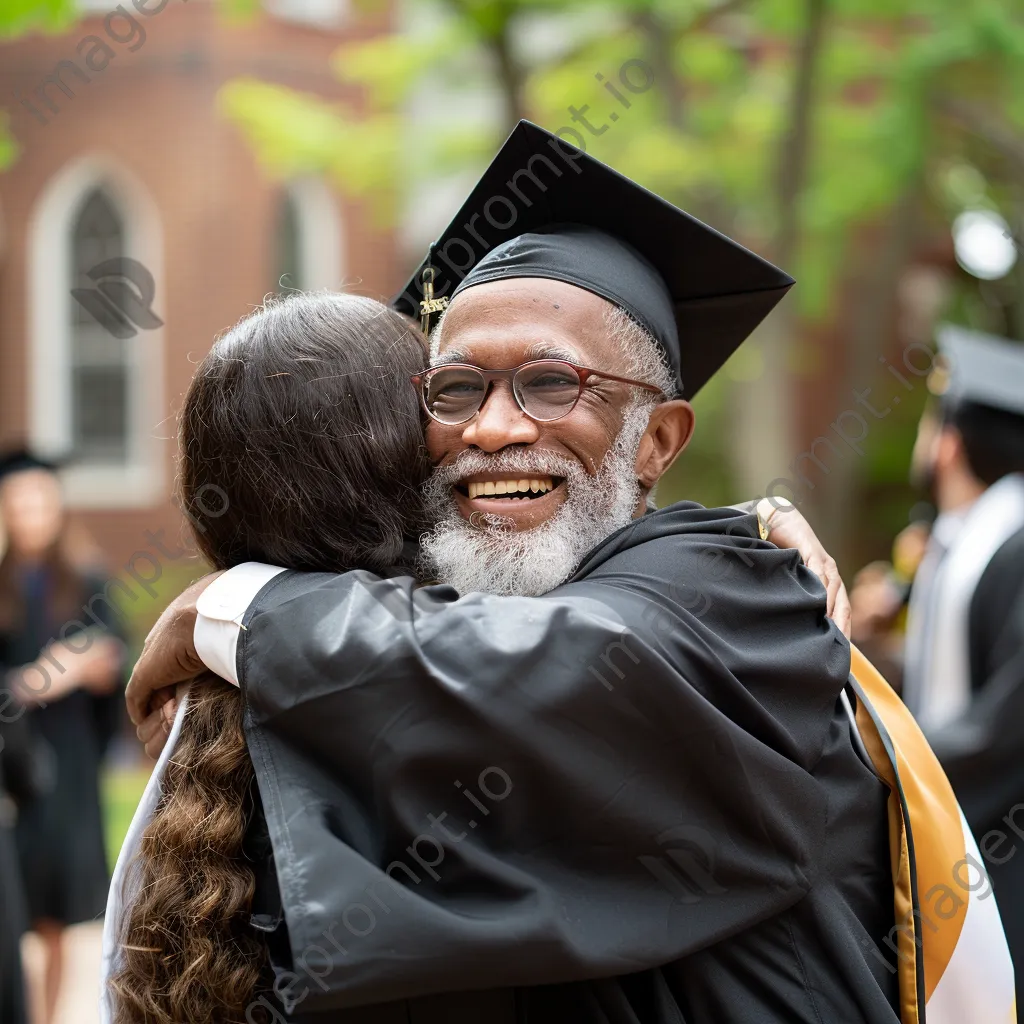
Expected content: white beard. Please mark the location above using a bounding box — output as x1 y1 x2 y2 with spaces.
419 404 653 596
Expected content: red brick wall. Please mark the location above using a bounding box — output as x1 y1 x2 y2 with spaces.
0 0 396 571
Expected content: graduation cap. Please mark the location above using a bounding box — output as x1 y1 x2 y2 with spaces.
932 324 1024 418
0 448 63 483
392 120 794 400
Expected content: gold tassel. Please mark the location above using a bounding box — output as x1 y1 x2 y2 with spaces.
419 264 449 335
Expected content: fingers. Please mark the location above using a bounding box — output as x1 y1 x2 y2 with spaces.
832 582 853 639
125 603 201 727
814 554 852 639
136 696 178 761
126 668 153 728
803 553 851 638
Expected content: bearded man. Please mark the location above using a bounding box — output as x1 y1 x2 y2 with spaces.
124 124 1014 1024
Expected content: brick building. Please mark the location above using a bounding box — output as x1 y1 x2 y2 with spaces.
0 0 396 571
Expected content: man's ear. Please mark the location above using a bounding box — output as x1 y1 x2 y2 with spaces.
634 400 695 489
936 425 964 474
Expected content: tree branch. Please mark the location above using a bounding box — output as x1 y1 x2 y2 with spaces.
936 95 1024 174
491 16 527 126
775 0 826 266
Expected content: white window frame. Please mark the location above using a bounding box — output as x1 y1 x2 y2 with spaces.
27 154 165 509
281 177 345 292
264 0 350 29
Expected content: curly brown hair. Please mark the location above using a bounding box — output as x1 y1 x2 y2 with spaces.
108 676 267 1022
107 293 430 1022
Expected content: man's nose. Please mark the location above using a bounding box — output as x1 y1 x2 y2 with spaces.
461 382 541 451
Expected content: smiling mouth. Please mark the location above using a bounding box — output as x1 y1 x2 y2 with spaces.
456 476 564 500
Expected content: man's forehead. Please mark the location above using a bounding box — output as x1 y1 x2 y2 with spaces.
433 278 615 366
432 340 583 367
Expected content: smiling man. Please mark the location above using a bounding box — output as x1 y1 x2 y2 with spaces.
418 272 686 597
395 124 793 600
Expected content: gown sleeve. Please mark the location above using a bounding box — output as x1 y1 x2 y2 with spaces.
237 522 849 1014
0 713 46 808
926 528 1024 829
82 573 129 757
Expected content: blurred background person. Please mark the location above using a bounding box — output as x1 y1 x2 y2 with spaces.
899 326 1024 1004
849 519 931 690
0 452 125 1024
0 710 48 1024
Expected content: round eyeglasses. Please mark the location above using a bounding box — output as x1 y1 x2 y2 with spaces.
411 359 663 426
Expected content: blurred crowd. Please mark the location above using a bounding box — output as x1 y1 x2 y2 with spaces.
1 453 125 1023
849 328 1024 990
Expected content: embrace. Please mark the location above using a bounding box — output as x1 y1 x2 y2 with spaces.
106 123 1015 1024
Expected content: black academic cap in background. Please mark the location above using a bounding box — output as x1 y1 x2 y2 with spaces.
0 448 63 483
393 120 794 400
933 324 1024 418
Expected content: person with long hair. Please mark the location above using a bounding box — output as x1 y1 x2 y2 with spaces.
105 291 430 1023
0 451 125 1024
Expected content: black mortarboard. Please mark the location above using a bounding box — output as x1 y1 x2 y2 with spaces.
393 120 794 399
932 324 1024 417
0 448 62 482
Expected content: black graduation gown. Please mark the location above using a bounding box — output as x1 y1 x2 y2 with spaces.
239 504 899 1023
0 713 45 1024
927 522 1024 997
0 571 124 926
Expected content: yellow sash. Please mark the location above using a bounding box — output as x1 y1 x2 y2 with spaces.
850 645 1016 1024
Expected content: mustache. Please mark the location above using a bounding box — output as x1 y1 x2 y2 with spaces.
429 448 583 487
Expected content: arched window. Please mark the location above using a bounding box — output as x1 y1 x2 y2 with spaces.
273 179 344 295
70 187 129 463
265 0 348 28
275 188 304 292
29 157 165 507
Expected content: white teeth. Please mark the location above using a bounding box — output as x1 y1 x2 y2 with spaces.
465 476 557 499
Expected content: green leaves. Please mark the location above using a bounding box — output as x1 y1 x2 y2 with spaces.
210 0 1024 523
218 78 403 222
0 0 78 170
0 0 77 37
332 25 475 108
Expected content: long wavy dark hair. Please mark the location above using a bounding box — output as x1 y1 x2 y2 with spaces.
108 292 430 1023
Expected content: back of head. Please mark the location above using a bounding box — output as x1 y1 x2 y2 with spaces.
180 291 430 574
947 399 1024 488
110 292 429 1024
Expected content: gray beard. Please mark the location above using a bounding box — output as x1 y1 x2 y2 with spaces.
419 404 652 596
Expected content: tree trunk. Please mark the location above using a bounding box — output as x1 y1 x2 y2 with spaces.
732 0 826 499
491 16 527 126
635 8 686 131
816 188 921 567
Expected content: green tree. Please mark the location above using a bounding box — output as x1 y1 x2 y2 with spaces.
0 0 77 168
222 0 1024 559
